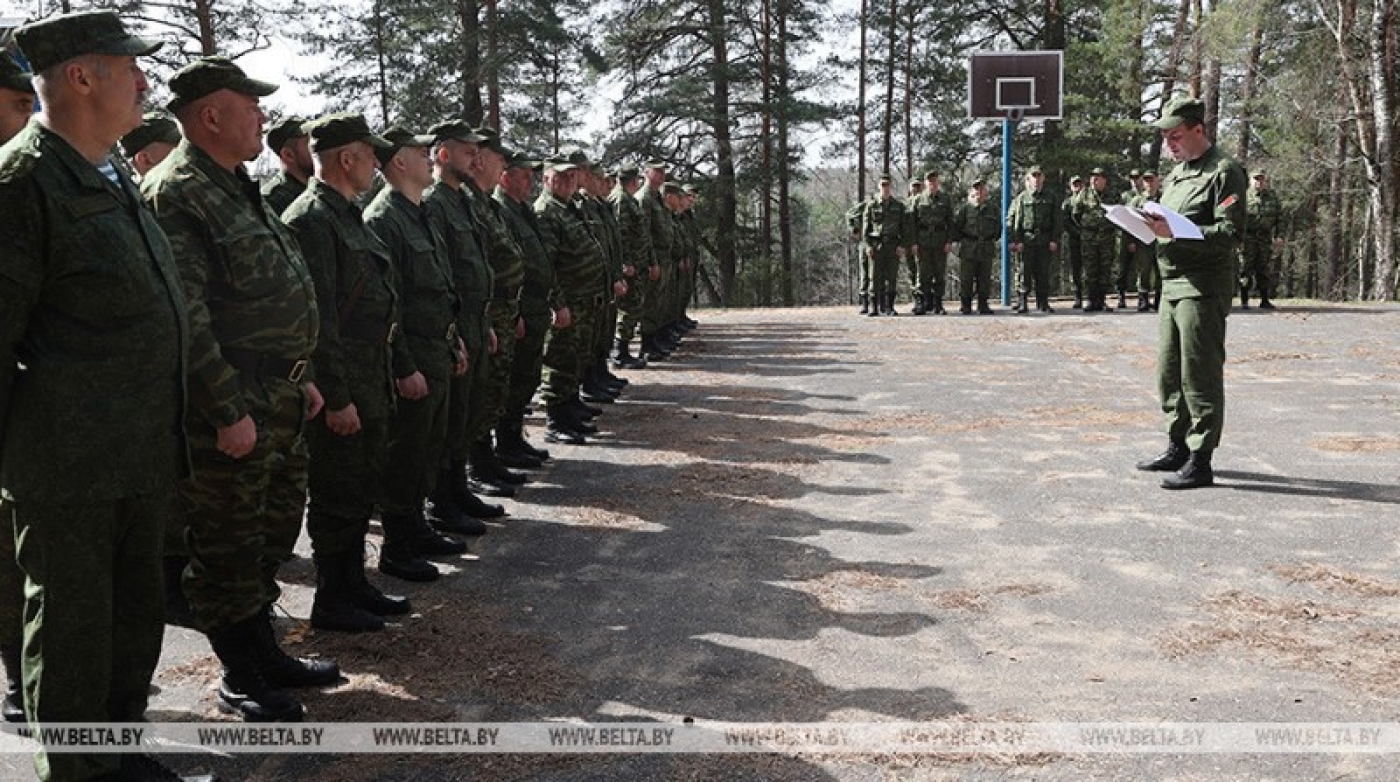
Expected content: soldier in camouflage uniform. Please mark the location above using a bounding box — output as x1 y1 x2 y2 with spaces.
1062 175 1085 308
610 165 654 368
902 180 924 309
119 111 180 178
0 51 34 727
261 115 311 217
422 121 507 522
1115 169 1146 308
1239 169 1283 310
283 113 406 635
846 198 870 314
458 127 531 495
951 179 1000 315
536 156 610 443
677 184 703 331
636 160 677 360
143 57 341 724
1006 165 1063 314
908 170 954 315
2 13 190 780
365 126 474 583
1125 171 1162 311
577 160 629 404
494 152 557 468
862 174 906 316
1071 167 1119 312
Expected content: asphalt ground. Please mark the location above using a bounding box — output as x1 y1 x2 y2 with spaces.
6 299 1398 781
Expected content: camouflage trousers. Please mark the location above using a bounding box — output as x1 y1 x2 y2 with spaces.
1016 243 1055 299
615 271 650 344
641 262 674 337
917 243 949 304
14 488 171 781
868 243 901 303
958 242 996 300
541 293 600 410
179 380 309 632
592 292 619 365
1133 246 1161 295
1239 234 1275 299
466 299 519 444
383 345 453 517
306 412 389 559
445 304 490 464
506 299 552 421
1082 232 1117 297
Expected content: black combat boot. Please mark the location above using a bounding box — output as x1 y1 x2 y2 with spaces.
1135 438 1190 472
640 333 670 360
1162 450 1214 490
1137 292 1151 312
253 604 342 688
885 292 898 315
0 643 23 723
1258 293 1276 310
342 546 414 614
443 460 507 519
210 615 305 722
858 294 869 314
378 514 443 582
1037 293 1053 313
1012 292 1028 314
977 295 993 315
933 295 946 315
545 405 587 445
1151 290 1161 311
310 552 385 633
496 421 544 470
1083 288 1101 312
1239 289 1251 309
912 292 926 315
1072 285 1083 309
960 296 972 315
1116 289 1127 310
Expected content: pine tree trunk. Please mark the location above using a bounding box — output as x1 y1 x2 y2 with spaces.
707 0 738 304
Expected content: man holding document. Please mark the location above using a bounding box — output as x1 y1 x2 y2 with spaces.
1129 94 1248 490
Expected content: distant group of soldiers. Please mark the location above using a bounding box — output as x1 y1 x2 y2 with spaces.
0 11 704 781
848 162 1285 316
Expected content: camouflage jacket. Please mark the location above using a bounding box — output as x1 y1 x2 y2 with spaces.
1245 187 1282 238
493 185 561 311
862 196 905 246
1007 187 1065 245
142 139 318 430
579 195 622 283
283 178 401 416
1157 144 1247 299
0 123 189 502
423 179 494 310
533 190 608 304
364 188 460 380
1069 187 1118 237
952 200 1001 243
260 169 306 219
636 183 672 267
609 184 653 273
464 180 525 297
909 189 954 248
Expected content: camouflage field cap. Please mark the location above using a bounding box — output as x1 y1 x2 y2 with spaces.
1141 170 1158 180
265 116 307 154
1152 94 1205 129
1027 165 1044 176
504 149 533 170
923 169 939 180
1070 175 1084 184
615 164 640 179
969 177 986 187
428 119 486 145
306 112 392 154
15 11 161 74
643 158 667 170
1128 168 1141 178
565 148 591 168
543 154 577 172
0 54 34 94
472 125 506 155
167 56 277 113
1251 168 1266 179
661 179 684 196
1090 167 1107 176
120 112 180 157
878 172 892 183
376 125 435 165
681 183 698 196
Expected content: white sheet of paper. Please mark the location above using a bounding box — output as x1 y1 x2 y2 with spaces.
1103 205 1157 245
1141 201 1204 240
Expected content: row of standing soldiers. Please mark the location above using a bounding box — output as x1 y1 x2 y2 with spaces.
849 166 1285 316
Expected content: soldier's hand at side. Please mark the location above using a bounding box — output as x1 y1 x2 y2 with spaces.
488 328 500 355
326 404 361 436
217 415 257 459
1127 242 1138 253
895 247 905 260
942 242 952 254
648 265 660 281
396 372 428 400
1274 237 1285 249
614 279 627 298
1049 241 1059 253
553 307 573 330
622 264 636 278
304 382 325 420
452 337 468 376
514 317 525 340
1010 242 1023 253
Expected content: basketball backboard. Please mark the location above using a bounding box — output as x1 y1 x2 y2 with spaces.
968 51 1063 121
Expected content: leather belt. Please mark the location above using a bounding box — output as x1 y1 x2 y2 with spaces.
340 319 398 344
406 322 458 341
222 347 309 383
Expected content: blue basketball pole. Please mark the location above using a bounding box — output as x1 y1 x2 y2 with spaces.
1000 116 1015 306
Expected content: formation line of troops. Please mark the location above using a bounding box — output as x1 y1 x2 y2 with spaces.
0 11 706 782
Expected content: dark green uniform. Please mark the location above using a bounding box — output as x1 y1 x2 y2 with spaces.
534 188 608 414
495 184 558 424
1061 189 1084 306
1239 184 1282 306
951 196 1001 313
1006 185 1064 311
364 187 459 518
636 181 673 344
423 180 493 467
260 169 306 218
581 194 623 373
1126 188 1161 308
611 183 653 350
1155 143 1247 458
862 194 906 313
847 200 870 311
283 179 401 559
141 139 318 634
0 122 189 781
1070 185 1119 310
909 187 954 313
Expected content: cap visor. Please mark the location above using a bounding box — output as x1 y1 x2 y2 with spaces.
238 76 280 98
364 133 394 150
103 34 163 58
1152 115 1185 130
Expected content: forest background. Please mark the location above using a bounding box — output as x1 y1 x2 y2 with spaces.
7 0 1397 305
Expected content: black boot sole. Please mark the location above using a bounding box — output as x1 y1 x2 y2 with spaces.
378 557 441 582
217 685 305 722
